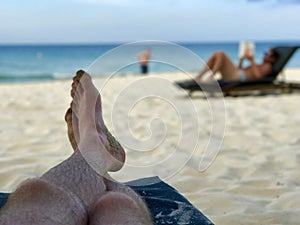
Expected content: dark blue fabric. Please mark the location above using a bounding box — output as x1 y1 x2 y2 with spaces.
0 193 9 209
0 176 213 225
141 65 148 74
126 177 214 225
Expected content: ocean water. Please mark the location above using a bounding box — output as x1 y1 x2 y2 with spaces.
0 41 299 83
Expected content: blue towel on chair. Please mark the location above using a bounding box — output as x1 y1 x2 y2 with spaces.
0 193 9 209
0 176 213 225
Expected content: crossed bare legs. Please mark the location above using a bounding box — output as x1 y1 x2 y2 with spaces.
195 51 240 83
0 70 153 225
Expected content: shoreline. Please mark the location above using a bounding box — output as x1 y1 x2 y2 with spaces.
0 67 300 85
0 69 300 224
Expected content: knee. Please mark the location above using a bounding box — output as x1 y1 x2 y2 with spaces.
90 192 152 225
6 179 53 204
214 51 226 58
2 179 87 224
92 192 139 215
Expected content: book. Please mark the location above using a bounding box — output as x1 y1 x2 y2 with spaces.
239 41 255 58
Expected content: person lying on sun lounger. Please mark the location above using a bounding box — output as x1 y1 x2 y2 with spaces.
195 49 278 83
0 70 153 225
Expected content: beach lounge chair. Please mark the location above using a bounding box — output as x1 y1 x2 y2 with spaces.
0 176 214 225
176 46 300 96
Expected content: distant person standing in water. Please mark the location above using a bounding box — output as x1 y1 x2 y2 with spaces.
137 49 151 75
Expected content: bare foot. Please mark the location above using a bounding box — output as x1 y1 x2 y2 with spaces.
67 70 125 172
65 107 79 151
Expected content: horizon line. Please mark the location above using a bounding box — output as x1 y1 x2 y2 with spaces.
1 39 300 46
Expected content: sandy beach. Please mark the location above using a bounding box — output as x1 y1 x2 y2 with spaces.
0 69 300 224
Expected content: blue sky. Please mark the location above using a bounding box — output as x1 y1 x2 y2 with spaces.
1 0 300 43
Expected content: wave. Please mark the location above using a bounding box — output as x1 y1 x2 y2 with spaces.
0 72 73 83
0 71 138 83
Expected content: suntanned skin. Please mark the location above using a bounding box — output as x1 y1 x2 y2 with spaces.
195 49 277 83
0 70 153 225
137 49 151 67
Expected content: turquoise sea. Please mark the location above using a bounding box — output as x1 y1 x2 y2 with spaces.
0 41 299 83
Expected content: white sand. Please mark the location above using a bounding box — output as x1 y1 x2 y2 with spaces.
0 69 300 224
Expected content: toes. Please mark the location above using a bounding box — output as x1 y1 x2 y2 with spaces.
71 82 77 98
76 70 86 79
64 108 72 122
71 77 80 98
70 81 82 98
71 89 75 98
77 70 92 88
71 70 87 98
70 100 79 117
72 70 85 81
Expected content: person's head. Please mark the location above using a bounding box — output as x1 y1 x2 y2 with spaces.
263 49 278 64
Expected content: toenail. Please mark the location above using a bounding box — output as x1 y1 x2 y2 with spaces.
76 70 85 78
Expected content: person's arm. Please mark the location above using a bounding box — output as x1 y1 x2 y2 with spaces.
244 54 262 79
248 57 262 79
238 57 244 69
